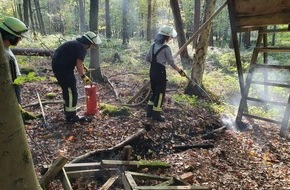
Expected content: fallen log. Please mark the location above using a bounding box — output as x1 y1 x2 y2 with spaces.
11 48 54 57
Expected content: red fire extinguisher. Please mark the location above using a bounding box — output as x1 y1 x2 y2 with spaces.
85 84 98 115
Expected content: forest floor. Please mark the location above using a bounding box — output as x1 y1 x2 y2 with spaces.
21 58 290 190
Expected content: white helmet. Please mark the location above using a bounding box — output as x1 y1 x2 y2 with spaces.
158 25 177 38
83 31 101 45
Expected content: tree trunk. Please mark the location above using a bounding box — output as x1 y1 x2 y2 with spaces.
271 25 276 46
89 0 103 82
33 0 46 35
17 3 23 20
193 0 201 48
23 0 29 25
242 31 251 49
146 0 152 42
185 0 216 97
28 0 35 31
152 0 158 38
0 33 40 190
122 0 129 44
170 0 190 68
78 0 86 33
105 0 112 39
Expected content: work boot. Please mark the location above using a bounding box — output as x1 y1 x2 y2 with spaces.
146 105 153 117
152 110 165 122
66 115 92 123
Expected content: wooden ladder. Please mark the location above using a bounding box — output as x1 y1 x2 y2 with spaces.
236 28 290 137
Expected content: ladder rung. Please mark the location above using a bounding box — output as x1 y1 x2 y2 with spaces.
259 28 290 34
246 97 288 106
255 47 290 53
242 113 282 125
251 80 290 88
252 64 290 70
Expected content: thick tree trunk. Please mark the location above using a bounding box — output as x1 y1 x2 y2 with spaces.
0 34 40 190
185 0 216 97
89 0 103 82
170 0 190 67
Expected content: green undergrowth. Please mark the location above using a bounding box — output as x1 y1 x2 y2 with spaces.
14 72 45 85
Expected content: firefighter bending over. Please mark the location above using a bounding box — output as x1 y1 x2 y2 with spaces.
51 31 101 123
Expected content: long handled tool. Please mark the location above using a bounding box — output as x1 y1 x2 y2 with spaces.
127 1 227 104
36 90 47 126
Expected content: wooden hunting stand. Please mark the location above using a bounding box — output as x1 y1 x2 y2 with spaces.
227 0 290 137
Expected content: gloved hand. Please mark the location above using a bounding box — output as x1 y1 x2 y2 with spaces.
178 69 186 77
83 65 89 73
82 74 92 85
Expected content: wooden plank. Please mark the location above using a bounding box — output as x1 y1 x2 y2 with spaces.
156 179 175 186
134 185 211 190
99 175 119 190
234 0 290 16
280 94 290 137
122 173 134 190
39 156 68 189
180 172 194 182
259 28 290 34
230 0 290 29
101 160 138 169
252 64 290 70
251 81 290 88
66 168 117 179
236 13 290 28
255 47 290 53
242 113 282 125
101 160 170 169
42 162 102 172
61 168 73 190
247 97 288 107
127 171 171 181
125 172 138 188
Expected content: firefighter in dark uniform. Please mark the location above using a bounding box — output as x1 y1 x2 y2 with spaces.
52 31 101 123
146 25 186 122
0 16 39 120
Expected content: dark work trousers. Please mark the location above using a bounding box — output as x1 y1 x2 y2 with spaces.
13 84 21 104
149 64 166 112
148 45 167 112
54 71 78 120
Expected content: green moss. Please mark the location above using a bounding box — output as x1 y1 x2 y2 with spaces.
138 160 170 168
14 72 45 85
45 92 56 99
99 103 130 117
